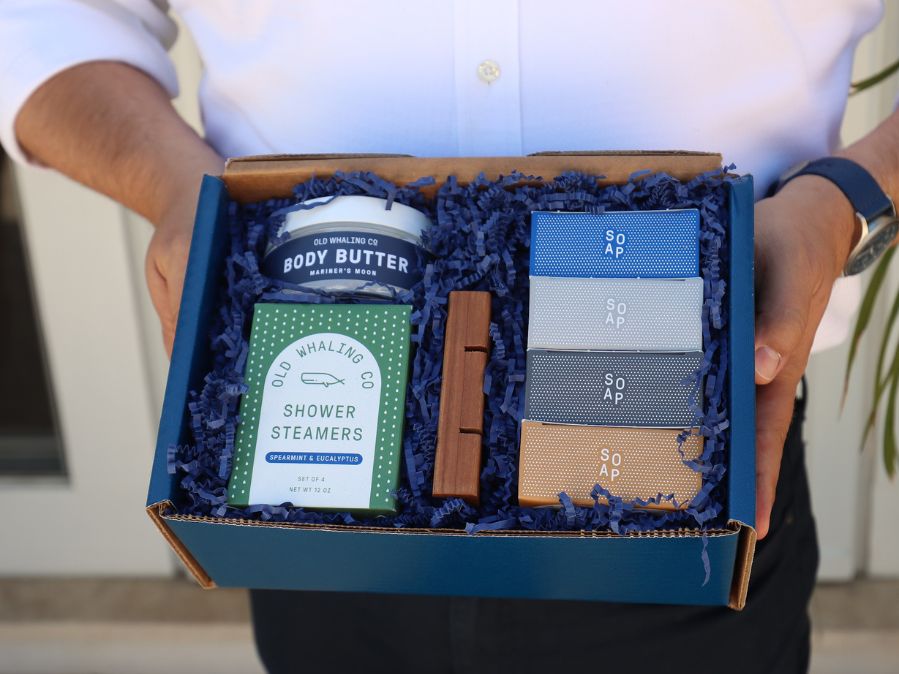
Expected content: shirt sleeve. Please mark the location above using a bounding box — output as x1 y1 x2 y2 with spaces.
0 0 180 164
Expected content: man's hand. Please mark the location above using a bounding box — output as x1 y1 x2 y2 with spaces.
15 61 223 356
145 158 221 355
753 176 856 539
753 110 899 539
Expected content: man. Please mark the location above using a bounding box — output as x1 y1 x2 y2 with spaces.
2 2 896 672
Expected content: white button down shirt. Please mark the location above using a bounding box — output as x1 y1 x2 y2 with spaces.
0 0 886 349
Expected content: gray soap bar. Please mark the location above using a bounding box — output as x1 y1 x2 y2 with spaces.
525 350 703 427
528 276 703 351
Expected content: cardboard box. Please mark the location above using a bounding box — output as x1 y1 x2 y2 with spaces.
147 151 757 609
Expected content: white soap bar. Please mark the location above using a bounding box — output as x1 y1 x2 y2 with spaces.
528 276 703 351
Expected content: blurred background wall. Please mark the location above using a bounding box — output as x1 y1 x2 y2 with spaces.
806 0 899 580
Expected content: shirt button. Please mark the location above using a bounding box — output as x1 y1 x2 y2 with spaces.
477 59 501 84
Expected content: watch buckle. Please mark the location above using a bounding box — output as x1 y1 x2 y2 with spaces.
842 198 899 277
842 212 870 278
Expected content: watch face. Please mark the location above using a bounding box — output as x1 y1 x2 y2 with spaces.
846 219 899 275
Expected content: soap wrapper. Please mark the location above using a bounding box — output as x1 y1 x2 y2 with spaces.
530 209 699 278
518 421 703 509
228 303 411 513
527 276 703 351
525 350 702 427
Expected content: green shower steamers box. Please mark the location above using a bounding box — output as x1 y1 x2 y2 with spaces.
228 303 411 513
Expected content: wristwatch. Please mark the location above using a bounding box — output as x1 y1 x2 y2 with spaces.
776 157 899 275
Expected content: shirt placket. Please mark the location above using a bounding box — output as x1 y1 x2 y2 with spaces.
453 0 522 156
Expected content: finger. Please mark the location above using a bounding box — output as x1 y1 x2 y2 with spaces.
165 280 184 358
754 372 800 539
163 232 191 357
754 249 814 384
162 324 175 359
145 247 177 357
145 252 169 326
167 243 190 322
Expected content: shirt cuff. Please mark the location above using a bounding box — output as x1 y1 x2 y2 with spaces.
0 1 180 165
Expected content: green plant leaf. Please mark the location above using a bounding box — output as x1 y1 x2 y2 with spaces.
843 246 896 406
874 282 899 385
861 285 899 444
863 340 899 447
851 57 899 95
883 355 898 478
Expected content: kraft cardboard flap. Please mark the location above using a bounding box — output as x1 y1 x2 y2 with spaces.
146 502 216 589
727 520 757 610
222 151 723 203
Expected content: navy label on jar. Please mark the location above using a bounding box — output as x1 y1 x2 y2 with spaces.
262 230 424 290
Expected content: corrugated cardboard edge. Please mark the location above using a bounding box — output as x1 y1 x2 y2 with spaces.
146 501 216 589
158 512 739 538
222 151 723 202
727 520 757 610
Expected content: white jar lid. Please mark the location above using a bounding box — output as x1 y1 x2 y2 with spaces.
280 195 431 240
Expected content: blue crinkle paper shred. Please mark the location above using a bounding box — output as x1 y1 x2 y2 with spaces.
169 168 734 534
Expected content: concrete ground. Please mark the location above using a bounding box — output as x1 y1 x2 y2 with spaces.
809 580 899 674
0 578 897 673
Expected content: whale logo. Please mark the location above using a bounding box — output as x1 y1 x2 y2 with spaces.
300 372 346 387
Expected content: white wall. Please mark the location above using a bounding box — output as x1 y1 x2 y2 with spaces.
863 3 899 573
0 17 204 577
807 0 899 580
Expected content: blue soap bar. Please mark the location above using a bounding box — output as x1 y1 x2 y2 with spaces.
525 350 703 427
530 209 700 278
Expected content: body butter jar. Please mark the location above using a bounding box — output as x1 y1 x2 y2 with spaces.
262 195 431 297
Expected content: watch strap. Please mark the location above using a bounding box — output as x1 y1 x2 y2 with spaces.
788 157 894 223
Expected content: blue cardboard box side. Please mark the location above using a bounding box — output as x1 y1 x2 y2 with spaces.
727 175 757 526
147 161 755 608
724 175 758 610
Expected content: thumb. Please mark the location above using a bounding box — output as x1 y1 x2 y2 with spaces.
754 260 811 384
164 258 187 359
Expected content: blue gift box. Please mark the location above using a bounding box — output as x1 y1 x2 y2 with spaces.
147 152 757 609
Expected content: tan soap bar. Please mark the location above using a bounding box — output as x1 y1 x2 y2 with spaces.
518 421 703 510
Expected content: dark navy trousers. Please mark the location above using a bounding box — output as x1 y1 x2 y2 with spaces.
252 392 817 674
